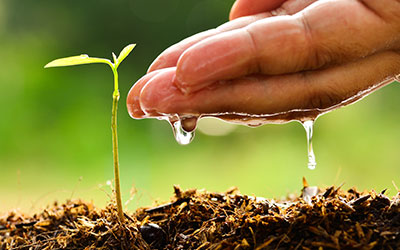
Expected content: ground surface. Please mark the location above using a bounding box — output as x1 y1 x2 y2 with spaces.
1 183 400 249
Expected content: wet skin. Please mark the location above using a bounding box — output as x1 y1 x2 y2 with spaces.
127 0 400 122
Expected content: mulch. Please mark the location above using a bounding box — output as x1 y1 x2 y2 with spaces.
1 180 400 249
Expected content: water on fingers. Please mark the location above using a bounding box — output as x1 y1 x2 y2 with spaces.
158 77 395 169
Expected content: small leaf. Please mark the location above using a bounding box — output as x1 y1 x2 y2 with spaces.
117 44 136 66
45 54 111 68
112 52 118 64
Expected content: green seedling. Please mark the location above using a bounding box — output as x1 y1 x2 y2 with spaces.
45 44 136 222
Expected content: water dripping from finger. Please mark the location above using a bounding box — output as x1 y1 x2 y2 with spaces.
168 115 198 145
302 120 316 170
395 74 400 82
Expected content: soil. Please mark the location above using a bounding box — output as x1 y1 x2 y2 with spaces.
1 181 400 250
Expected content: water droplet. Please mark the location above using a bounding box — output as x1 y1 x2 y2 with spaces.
302 120 316 170
169 117 196 145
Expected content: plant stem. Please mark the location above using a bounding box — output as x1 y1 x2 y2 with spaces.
111 68 124 222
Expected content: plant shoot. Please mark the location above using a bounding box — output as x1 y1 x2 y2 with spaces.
45 44 136 222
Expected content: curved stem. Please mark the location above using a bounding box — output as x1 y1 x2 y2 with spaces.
111 67 124 222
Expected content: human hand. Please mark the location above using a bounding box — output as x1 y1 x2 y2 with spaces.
127 0 400 124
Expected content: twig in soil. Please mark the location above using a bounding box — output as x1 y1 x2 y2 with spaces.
145 198 190 213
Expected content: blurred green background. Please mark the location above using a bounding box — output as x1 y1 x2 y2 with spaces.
0 0 399 214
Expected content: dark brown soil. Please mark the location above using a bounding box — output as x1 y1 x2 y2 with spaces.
1 181 400 249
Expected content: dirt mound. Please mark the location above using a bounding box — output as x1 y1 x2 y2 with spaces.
1 184 400 249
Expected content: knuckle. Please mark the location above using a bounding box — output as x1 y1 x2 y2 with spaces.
306 86 344 110
299 13 331 70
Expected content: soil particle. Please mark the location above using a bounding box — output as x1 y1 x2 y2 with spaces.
1 183 400 249
140 223 167 249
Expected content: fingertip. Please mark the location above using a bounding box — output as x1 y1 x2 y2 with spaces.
147 55 165 73
229 1 240 20
127 71 161 119
229 0 286 20
174 53 212 94
140 68 182 116
175 29 256 94
174 47 201 93
147 50 177 73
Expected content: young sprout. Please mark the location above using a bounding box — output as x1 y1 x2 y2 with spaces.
45 44 136 222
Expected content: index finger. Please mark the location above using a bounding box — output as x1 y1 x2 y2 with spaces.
148 0 317 73
147 13 269 73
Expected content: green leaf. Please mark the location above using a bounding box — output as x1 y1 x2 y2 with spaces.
44 54 112 68
116 44 136 66
112 52 118 64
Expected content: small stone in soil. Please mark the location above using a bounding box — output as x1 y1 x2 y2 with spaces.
139 223 167 249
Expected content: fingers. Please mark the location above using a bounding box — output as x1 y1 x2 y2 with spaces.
229 0 286 20
174 0 398 93
147 13 269 73
127 70 162 118
148 0 318 73
133 51 400 120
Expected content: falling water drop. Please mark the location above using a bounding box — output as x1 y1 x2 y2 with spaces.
169 116 196 145
302 120 316 170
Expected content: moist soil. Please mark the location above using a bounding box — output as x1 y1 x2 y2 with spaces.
1 182 400 250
